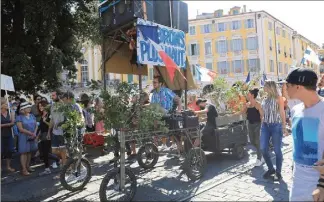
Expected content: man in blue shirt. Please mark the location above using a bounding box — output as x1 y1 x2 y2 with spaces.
150 76 182 112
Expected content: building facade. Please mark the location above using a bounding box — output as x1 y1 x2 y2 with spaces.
186 6 320 84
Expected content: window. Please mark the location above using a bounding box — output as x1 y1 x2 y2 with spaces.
269 38 273 50
149 68 154 80
282 29 286 38
217 61 228 74
128 74 133 83
284 63 288 74
269 60 274 72
279 62 283 73
204 41 212 55
142 76 147 81
189 44 199 56
201 24 212 34
233 10 239 15
233 60 243 73
246 37 258 50
232 21 241 30
217 40 227 53
205 62 213 70
288 33 291 39
289 48 292 57
246 19 254 29
248 59 259 72
276 27 280 35
232 39 243 51
217 23 225 32
268 22 273 31
189 26 196 35
80 60 89 85
215 11 223 17
277 42 281 53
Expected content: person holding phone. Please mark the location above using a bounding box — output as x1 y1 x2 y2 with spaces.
283 68 324 201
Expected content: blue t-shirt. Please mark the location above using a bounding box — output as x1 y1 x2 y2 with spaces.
150 87 176 111
290 100 324 201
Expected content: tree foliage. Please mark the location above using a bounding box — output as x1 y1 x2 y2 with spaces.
1 0 101 93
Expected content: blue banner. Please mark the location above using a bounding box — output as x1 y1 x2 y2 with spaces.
136 18 186 68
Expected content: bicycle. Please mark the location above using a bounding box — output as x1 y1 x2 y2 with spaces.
99 129 137 202
60 127 92 192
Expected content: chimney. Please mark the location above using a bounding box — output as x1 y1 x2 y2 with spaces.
243 5 246 13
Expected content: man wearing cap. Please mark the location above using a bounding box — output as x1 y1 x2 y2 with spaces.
283 68 324 201
194 99 218 146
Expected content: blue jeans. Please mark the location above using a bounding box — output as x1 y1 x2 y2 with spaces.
260 123 283 174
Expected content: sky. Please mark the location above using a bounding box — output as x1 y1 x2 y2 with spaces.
184 1 324 47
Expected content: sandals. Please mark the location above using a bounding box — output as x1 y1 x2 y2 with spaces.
27 168 35 172
7 167 15 172
21 170 31 176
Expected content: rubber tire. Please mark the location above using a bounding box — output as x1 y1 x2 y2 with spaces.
60 158 92 192
183 148 207 181
99 167 137 202
232 145 245 160
137 143 159 169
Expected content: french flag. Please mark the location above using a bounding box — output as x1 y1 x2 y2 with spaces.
245 72 251 84
195 65 217 82
137 25 186 82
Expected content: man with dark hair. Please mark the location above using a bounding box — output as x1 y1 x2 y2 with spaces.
282 68 324 201
151 76 182 112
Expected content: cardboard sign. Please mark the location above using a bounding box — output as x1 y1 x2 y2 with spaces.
1 74 15 92
136 18 186 68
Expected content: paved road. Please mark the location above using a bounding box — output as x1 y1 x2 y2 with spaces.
1 136 293 201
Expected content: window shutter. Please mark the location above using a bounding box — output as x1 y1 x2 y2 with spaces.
197 44 200 55
225 40 228 52
215 41 218 53
245 38 248 50
244 20 247 28
229 40 232 51
231 61 234 73
255 36 258 50
215 24 218 32
241 60 244 73
238 20 242 29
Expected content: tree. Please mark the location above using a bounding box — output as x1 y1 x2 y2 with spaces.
1 0 101 94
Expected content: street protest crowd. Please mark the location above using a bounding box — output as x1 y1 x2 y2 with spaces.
1 69 324 201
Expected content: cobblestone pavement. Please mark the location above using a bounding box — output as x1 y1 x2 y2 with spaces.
1 136 293 201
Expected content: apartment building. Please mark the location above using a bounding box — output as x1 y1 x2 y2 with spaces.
186 6 320 84
292 33 320 71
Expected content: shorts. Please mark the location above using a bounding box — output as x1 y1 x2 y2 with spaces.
51 135 66 148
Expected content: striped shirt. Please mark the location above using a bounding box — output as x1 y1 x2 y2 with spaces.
262 97 281 123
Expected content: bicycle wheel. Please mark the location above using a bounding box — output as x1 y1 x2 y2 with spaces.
183 148 207 181
99 167 137 202
137 143 159 169
60 157 92 191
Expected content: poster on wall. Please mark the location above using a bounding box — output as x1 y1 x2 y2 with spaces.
136 18 186 69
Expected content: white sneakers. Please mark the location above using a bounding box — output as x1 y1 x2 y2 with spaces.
52 162 58 169
39 168 51 176
254 158 264 167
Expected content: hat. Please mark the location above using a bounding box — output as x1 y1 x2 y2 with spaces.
283 67 318 87
196 98 207 105
62 91 75 99
20 102 32 111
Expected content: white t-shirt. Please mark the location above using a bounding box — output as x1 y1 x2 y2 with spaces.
290 99 324 201
287 99 302 111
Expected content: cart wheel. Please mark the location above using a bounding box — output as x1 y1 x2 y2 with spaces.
232 145 245 160
183 148 207 181
137 143 159 169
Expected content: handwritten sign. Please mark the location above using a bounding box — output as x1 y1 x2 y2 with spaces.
136 18 186 68
1 74 15 92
